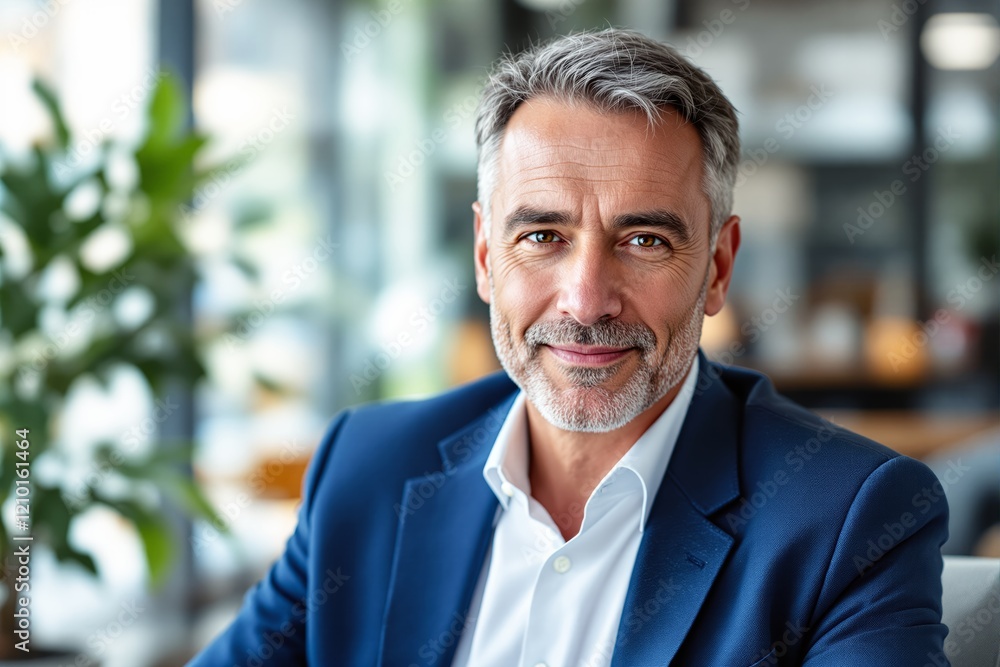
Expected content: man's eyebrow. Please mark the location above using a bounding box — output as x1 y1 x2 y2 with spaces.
612 210 691 245
502 207 573 235
502 206 693 245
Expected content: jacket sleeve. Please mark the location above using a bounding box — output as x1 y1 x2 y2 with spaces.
803 454 951 666
186 410 351 667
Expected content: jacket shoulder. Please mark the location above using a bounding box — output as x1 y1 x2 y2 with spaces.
712 362 942 533
719 362 900 472
315 371 517 484
346 370 516 439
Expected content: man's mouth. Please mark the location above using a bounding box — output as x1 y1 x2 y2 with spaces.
543 343 635 366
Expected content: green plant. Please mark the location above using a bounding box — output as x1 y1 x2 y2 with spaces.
0 74 232 659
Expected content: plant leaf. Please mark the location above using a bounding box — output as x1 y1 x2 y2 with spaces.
90 494 174 587
31 79 71 149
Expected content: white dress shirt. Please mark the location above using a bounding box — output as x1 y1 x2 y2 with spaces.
451 357 699 667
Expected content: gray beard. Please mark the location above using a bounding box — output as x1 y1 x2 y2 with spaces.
489 275 706 433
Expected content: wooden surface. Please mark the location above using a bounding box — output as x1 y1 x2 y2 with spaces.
816 410 999 460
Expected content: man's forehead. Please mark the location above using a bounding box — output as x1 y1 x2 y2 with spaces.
498 96 703 174
493 97 706 218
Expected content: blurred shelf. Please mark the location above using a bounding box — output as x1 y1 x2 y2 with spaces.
816 409 1000 460
195 454 312 501
765 367 931 390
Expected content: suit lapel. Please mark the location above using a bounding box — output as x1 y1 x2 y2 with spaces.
611 355 742 666
378 393 516 667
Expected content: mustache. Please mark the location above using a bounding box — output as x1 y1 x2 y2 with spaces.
523 318 657 351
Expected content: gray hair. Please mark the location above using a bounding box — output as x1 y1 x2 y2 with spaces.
475 28 740 244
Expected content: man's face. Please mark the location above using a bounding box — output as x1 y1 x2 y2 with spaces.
473 96 739 433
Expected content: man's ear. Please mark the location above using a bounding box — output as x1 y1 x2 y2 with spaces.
473 201 491 304
704 215 740 317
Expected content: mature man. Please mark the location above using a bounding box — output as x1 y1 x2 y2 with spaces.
189 29 949 666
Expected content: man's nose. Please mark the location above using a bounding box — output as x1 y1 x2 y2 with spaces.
554 243 623 326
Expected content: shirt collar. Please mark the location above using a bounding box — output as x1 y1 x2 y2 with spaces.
482 355 700 532
483 391 529 511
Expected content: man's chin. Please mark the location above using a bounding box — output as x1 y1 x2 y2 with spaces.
531 390 637 433
530 366 639 405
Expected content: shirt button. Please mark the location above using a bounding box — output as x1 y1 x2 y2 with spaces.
500 482 515 497
552 555 571 573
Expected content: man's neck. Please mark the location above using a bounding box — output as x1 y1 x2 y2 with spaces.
525 378 687 541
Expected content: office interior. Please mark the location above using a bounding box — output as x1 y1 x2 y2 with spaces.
0 0 997 664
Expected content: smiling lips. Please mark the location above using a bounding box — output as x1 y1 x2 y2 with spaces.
544 344 635 366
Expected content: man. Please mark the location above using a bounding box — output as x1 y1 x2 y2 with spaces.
189 29 949 666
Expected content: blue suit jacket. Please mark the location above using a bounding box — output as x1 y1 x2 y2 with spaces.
189 354 950 666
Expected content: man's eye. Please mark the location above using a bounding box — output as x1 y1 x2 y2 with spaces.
629 234 665 248
525 231 561 244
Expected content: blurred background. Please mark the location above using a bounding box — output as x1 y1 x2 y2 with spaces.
0 0 996 664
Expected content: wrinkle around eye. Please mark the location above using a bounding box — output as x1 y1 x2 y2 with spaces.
490 243 552 282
